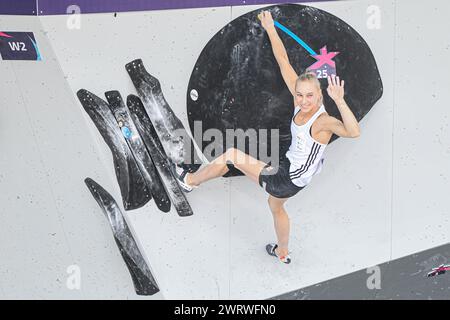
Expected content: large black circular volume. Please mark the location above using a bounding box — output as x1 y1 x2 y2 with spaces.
187 4 383 176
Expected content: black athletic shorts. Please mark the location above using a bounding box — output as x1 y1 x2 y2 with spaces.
258 156 304 199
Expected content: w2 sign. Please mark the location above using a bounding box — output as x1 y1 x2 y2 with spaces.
0 32 42 61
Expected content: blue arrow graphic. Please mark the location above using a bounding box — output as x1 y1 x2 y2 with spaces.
274 21 317 56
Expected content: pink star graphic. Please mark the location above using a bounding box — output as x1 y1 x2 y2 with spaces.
308 46 339 69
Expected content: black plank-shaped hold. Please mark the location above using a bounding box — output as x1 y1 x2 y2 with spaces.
126 59 202 173
84 178 159 296
77 89 151 210
105 90 171 213
127 95 194 217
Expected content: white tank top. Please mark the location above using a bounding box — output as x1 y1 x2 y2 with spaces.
285 105 327 187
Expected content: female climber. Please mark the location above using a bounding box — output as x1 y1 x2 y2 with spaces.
173 10 360 264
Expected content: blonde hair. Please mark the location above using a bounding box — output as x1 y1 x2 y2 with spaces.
295 70 323 105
